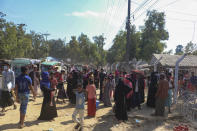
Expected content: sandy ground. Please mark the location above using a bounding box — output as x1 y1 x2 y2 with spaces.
0 88 197 131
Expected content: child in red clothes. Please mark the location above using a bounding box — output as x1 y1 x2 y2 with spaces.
50 72 58 106
86 78 96 117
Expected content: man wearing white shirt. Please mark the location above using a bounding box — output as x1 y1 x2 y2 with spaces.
0 63 17 112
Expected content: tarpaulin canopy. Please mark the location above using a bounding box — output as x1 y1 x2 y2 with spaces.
41 61 60 66
11 58 31 66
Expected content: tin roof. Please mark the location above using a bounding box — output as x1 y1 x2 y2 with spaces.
150 54 197 67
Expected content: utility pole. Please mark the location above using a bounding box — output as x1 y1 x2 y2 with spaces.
42 33 50 41
125 0 131 61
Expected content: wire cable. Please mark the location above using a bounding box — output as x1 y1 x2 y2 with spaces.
167 17 196 23
164 10 197 17
103 0 117 34
131 0 152 18
101 0 110 34
104 0 124 35
192 22 196 42
133 0 161 22
159 0 182 9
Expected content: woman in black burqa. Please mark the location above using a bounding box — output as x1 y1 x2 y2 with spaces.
114 78 132 121
130 73 145 110
66 72 73 103
38 71 57 120
147 72 159 108
69 70 79 104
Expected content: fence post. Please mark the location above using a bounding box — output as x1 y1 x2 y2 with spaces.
174 54 187 104
154 57 163 72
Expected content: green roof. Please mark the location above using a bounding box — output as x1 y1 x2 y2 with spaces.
11 58 31 65
41 61 59 66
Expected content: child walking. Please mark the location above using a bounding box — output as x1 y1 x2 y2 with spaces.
72 83 86 131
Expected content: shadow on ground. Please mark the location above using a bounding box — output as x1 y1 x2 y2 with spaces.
0 119 47 131
56 102 75 110
91 109 119 131
92 103 167 131
60 120 73 125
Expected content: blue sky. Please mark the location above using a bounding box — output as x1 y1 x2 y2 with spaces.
1 0 197 52
0 0 106 40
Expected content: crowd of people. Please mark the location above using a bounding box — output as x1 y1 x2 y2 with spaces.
0 61 197 130
147 71 197 116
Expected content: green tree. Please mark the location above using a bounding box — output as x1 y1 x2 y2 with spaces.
107 31 127 64
0 12 32 59
106 27 141 64
30 31 49 59
139 10 169 61
175 45 184 55
185 41 196 54
193 50 197 55
48 39 66 59
0 12 6 58
129 26 141 60
93 35 106 66
93 35 105 49
66 36 84 63
78 33 92 63
16 24 32 58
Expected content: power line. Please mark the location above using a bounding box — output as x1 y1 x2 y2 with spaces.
132 0 196 24
104 0 123 35
107 0 197 50
167 17 196 23
132 0 197 17
192 22 196 42
108 0 153 47
110 0 182 42
107 0 151 47
100 0 110 34
131 0 152 18
106 0 148 35
133 0 161 22
164 10 197 17
104 0 126 41
165 18 197 45
131 0 140 5
160 0 182 9
116 0 159 34
101 0 114 35
102 0 126 48
103 0 117 34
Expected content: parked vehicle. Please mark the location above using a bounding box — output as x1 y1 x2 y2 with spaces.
41 61 61 72
11 58 32 77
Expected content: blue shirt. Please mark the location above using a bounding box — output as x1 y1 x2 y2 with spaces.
16 74 32 94
75 92 85 109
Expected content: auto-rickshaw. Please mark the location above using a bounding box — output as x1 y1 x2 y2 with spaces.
11 58 32 77
41 61 61 72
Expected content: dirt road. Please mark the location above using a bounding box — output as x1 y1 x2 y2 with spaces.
0 89 196 131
